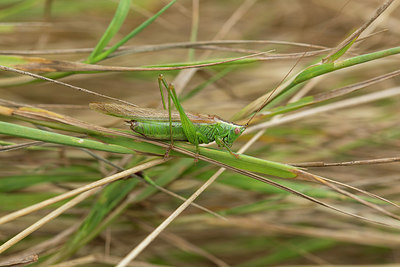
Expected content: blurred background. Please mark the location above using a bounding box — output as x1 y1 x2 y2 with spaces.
1 0 400 266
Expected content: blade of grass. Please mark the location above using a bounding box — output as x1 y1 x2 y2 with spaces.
234 45 400 120
238 238 334 266
322 0 395 63
49 178 139 263
249 68 400 122
86 0 131 63
89 0 177 63
0 0 176 89
48 158 213 263
247 86 400 133
0 121 133 154
0 159 165 225
0 170 99 192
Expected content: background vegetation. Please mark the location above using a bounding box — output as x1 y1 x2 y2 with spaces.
0 0 400 266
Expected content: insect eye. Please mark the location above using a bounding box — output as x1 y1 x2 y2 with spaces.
234 128 241 135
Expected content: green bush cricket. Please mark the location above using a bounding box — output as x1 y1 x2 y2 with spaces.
90 75 246 158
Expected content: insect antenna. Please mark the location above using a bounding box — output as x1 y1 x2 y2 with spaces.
244 52 306 128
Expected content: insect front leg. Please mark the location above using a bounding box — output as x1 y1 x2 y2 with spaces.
189 131 211 162
215 137 240 159
127 120 147 138
158 74 168 110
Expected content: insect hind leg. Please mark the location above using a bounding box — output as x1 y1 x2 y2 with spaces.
164 145 173 159
127 120 146 137
157 74 175 159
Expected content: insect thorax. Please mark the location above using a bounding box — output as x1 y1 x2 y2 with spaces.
197 120 244 146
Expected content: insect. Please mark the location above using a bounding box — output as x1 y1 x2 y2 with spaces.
90 75 246 158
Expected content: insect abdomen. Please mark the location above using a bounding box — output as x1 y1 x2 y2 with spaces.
131 120 220 144
131 121 188 141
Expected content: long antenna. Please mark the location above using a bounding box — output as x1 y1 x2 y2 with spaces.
244 52 306 127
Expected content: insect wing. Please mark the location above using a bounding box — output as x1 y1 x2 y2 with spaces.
90 103 218 124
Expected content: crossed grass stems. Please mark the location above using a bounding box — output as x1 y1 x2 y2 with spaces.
1 0 400 263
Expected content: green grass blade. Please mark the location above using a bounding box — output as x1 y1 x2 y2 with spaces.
291 46 400 93
51 178 139 262
0 171 98 192
133 159 194 202
0 55 31 66
0 121 133 154
199 170 377 204
324 35 357 63
265 96 314 117
238 238 335 266
0 1 175 84
196 145 296 178
86 0 131 63
51 159 193 262
91 0 177 63
0 193 59 211
234 45 400 120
